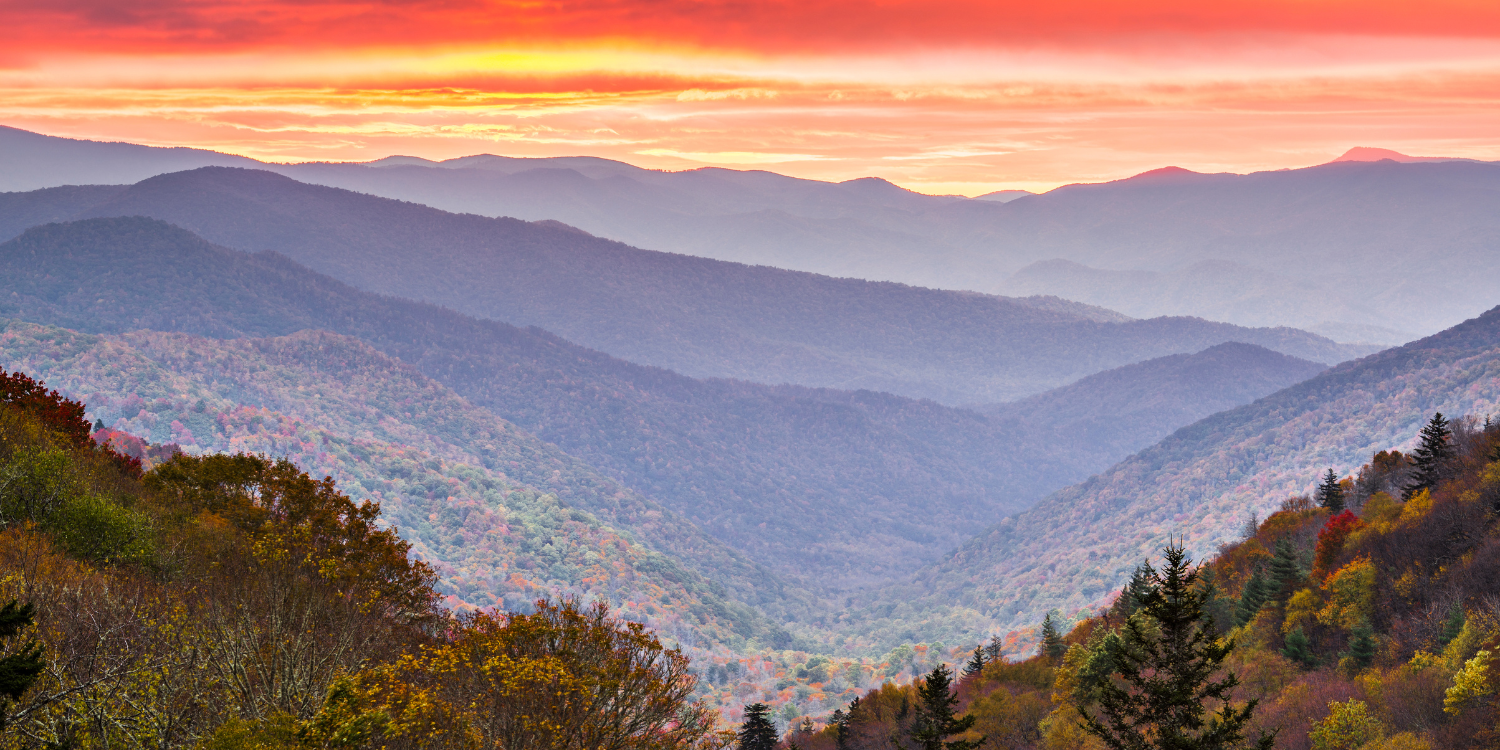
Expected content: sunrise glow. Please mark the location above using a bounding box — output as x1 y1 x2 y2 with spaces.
6 1 1500 193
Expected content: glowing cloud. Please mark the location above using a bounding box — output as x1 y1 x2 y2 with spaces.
4 1 1500 193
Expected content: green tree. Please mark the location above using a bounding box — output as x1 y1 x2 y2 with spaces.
1403 412 1454 499
1041 611 1068 660
1081 542 1274 750
1113 561 1156 620
962 646 986 678
912 664 982 750
831 707 851 750
1268 538 1304 603
983 634 1003 662
1347 623 1377 669
1283 628 1316 669
0 600 44 731
739 703 778 750
1317 469 1345 513
1234 566 1270 627
1438 605 1465 647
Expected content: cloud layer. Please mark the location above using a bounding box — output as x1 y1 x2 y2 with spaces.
5 1 1500 193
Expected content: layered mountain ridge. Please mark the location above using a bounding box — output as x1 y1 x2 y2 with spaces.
5 125 1498 339
0 166 1372 405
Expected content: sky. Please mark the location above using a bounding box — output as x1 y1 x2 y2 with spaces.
4 1 1500 195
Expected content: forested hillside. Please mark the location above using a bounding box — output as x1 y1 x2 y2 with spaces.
793 414 1500 750
0 167 1371 404
0 364 735 748
0 217 1133 597
841 306 1500 653
978 342 1327 462
0 321 790 648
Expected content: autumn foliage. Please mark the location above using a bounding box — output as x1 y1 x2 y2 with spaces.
1313 511 1364 580
0 368 726 750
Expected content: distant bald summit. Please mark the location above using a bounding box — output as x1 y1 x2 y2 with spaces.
1329 146 1468 164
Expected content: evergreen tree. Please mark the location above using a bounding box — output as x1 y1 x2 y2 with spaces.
1234 566 1270 627
1113 561 1156 620
0 600 43 731
1282 628 1316 669
1438 605 1465 646
912 664 982 750
831 708 852 750
1195 567 1234 637
1403 412 1454 499
1317 469 1345 513
1347 624 1376 669
962 646 986 678
738 703 779 750
983 634 1003 662
1081 543 1274 750
1268 538 1303 603
1041 611 1068 660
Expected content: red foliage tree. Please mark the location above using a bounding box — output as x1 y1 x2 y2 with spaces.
1313 511 1363 580
0 367 141 477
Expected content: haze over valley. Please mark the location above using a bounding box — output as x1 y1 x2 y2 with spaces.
3 98 1500 747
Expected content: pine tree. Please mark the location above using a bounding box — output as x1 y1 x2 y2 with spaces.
1347 624 1376 669
1268 538 1303 603
1404 412 1454 499
1041 611 1067 660
1113 561 1156 620
1438 605 1465 646
1234 566 1269 627
1283 628 1316 669
831 708 852 750
912 664 982 750
1081 543 1274 750
983 634 1003 662
738 703 779 750
0 600 43 731
1317 469 1345 513
962 646 986 678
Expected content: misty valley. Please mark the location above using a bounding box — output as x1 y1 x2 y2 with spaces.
1 126 1499 750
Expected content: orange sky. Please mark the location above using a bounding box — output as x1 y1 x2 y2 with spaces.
4 0 1500 194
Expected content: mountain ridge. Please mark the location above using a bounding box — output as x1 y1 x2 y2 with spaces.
0 166 1373 405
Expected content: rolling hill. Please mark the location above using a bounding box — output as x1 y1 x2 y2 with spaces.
5 126 1496 340
839 305 1500 653
0 216 1352 607
0 216 1091 596
977 341 1329 462
0 166 1372 404
0 320 786 650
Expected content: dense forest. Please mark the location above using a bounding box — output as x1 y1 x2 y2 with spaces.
7 354 1500 749
0 216 1323 605
782 411 1500 749
0 363 739 748
847 306 1500 652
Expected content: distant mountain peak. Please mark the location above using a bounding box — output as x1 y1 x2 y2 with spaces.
973 189 1034 203
1329 147 1454 164
365 155 441 168
1123 166 1207 183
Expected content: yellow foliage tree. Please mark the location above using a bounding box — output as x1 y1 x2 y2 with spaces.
1309 699 1384 750
1316 559 1377 631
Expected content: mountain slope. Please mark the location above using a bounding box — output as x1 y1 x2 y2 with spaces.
843 306 1500 652
0 166 1371 404
978 342 1328 461
4 126 1498 338
0 125 258 192
0 321 783 650
0 216 1137 596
